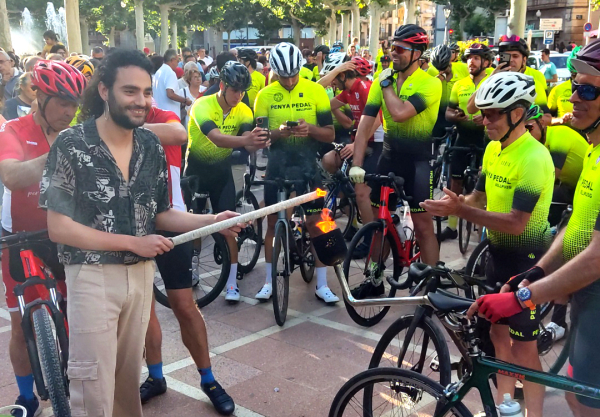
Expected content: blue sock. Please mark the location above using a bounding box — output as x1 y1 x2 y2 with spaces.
147 362 163 380
15 374 35 400
198 366 215 384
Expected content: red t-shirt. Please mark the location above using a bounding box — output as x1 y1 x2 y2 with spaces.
0 114 50 233
335 79 375 142
145 107 185 212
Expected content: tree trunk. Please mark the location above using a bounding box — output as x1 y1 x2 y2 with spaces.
172 20 178 50
403 0 416 25
134 0 144 50
107 26 115 47
291 16 302 46
227 31 232 49
508 0 526 37
80 19 89 55
184 26 191 48
351 2 360 45
369 3 381 60
0 0 13 51
341 11 349 46
329 9 336 45
458 14 468 41
64 0 82 53
159 3 170 54
213 28 223 54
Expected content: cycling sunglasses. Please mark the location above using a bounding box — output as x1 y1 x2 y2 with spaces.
572 81 600 101
480 109 506 123
391 44 414 54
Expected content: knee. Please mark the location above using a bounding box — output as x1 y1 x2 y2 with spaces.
355 184 370 200
322 152 337 173
171 298 202 325
510 340 540 363
412 215 434 236
490 326 510 351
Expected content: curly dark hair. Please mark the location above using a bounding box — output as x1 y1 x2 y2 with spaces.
78 48 154 122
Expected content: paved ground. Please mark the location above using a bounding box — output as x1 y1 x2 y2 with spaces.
0 168 573 416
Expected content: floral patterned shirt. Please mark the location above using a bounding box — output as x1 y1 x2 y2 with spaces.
39 118 170 265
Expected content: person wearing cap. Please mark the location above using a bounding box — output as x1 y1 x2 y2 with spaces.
312 44 330 81
548 46 581 125
372 55 391 80
143 47 151 56
238 48 266 108
465 40 600 416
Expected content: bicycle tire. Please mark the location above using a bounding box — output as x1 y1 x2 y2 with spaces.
343 221 402 327
458 218 472 255
33 308 71 417
272 222 290 326
330 194 356 240
369 314 453 385
297 210 315 283
329 367 473 417
235 189 262 274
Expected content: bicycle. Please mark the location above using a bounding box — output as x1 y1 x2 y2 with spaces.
432 126 457 202
152 174 231 309
343 173 420 327
329 288 587 417
4 230 71 416
252 176 316 326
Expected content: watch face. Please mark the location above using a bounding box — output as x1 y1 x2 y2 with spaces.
380 79 391 88
517 287 531 301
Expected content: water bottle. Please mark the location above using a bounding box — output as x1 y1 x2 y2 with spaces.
498 393 524 417
392 211 408 244
291 216 302 241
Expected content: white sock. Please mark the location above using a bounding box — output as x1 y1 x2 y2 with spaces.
226 263 238 291
265 263 272 285
316 267 327 290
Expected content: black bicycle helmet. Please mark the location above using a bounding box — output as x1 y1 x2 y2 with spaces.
448 42 460 52
431 44 452 71
498 35 530 57
393 24 429 51
238 48 258 62
464 43 491 60
219 61 252 90
313 44 330 55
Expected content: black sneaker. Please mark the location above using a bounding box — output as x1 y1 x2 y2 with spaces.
140 376 167 404
439 227 458 241
201 380 235 415
12 395 41 417
351 280 386 299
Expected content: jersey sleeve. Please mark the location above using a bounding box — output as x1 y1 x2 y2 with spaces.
314 84 334 127
547 86 558 116
407 76 442 115
476 144 492 192
364 80 382 117
148 108 181 124
335 90 349 104
190 100 218 136
545 131 569 170
254 89 269 118
0 122 25 162
448 81 460 109
39 135 76 217
512 152 552 213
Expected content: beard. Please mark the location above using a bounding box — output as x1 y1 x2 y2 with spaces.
107 90 149 130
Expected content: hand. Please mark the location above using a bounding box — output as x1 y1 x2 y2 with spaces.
278 124 292 138
500 266 545 293
339 143 354 160
379 68 395 83
215 210 246 238
454 110 469 122
492 62 510 76
349 166 366 183
244 127 270 149
472 115 484 126
336 61 357 74
291 119 309 137
562 113 573 124
185 98 193 106
419 187 464 217
468 292 525 323
132 234 174 257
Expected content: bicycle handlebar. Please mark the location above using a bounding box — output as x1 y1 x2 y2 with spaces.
364 173 409 202
0 230 49 246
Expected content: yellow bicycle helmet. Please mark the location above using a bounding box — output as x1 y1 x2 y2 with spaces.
65 55 95 79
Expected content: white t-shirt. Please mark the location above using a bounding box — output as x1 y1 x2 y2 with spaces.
152 64 181 114
199 55 213 67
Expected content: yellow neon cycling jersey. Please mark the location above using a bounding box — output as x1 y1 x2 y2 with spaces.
299 66 314 81
524 66 548 108
548 79 573 118
563 142 600 262
364 68 442 155
545 125 587 189
187 94 253 164
476 132 554 252
449 73 490 134
247 70 266 109
427 61 469 80
254 77 333 154
312 66 320 81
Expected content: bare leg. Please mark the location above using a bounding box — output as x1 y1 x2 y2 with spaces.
412 211 439 265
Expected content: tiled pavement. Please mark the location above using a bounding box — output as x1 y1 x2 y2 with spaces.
0 186 573 416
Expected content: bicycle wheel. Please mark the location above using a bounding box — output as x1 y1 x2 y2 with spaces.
272 222 290 326
369 314 452 385
343 221 403 327
329 367 473 417
235 190 262 274
458 218 472 255
32 308 71 417
330 194 357 239
297 214 315 283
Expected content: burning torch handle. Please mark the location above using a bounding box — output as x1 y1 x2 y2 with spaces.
170 189 326 246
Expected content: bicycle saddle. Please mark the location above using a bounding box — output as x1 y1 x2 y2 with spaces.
427 291 474 313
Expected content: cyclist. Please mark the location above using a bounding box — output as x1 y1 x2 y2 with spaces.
254 42 339 304
419 48 431 71
467 40 600 417
238 48 266 108
441 43 492 241
186 61 269 303
350 24 443 271
312 44 330 81
65 55 95 82
0 60 84 417
422 72 554 417
427 42 469 80
548 46 580 124
372 55 391 80
318 52 354 144
430 44 456 138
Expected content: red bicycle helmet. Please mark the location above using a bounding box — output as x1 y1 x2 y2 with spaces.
31 60 86 102
351 56 373 76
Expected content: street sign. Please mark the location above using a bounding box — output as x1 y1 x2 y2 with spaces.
544 30 554 45
540 18 563 31
585 22 593 32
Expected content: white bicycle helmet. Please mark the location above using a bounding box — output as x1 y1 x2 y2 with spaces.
475 72 536 110
269 42 303 77
207 66 219 80
320 52 349 76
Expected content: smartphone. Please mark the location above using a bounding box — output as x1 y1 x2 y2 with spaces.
286 121 299 128
498 52 511 67
456 108 466 117
256 116 269 130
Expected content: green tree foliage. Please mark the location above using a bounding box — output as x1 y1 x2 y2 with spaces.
433 0 509 40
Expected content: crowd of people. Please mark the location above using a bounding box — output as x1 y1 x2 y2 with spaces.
0 22 599 417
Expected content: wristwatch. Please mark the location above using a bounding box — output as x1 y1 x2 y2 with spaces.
516 287 536 310
380 79 393 89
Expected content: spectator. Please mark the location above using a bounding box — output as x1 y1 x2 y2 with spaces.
178 61 199 90
149 55 163 74
348 44 357 57
181 67 204 124
258 55 270 78
0 51 24 102
143 47 150 56
174 66 184 79
303 49 316 71
561 42 568 53
42 30 62 57
49 44 68 59
24 56 41 72
540 48 558 85
178 47 193 68
3 73 35 120
229 48 238 58
152 48 191 114
92 46 105 60
197 47 213 67
46 53 64 61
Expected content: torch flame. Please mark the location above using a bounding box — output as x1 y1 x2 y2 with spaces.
316 208 337 233
316 188 327 198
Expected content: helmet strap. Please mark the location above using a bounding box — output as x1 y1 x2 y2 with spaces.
580 116 600 135
499 107 526 143
38 95 61 135
535 119 546 144
398 49 418 73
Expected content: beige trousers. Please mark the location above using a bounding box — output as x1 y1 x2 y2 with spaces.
65 261 154 417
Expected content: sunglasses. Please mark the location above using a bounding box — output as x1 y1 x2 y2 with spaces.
480 109 506 123
391 44 414 55
572 81 600 101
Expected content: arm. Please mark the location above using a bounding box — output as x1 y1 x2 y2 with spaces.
0 156 48 191
143 122 187 146
332 108 354 130
166 88 191 105
536 227 567 275
366 116 382 139
207 128 249 149
464 189 486 209
352 115 376 167
457 204 532 235
306 123 334 143
317 61 356 88
156 207 217 232
467 93 479 115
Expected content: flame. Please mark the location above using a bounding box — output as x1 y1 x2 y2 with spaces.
316 188 327 198
316 208 337 233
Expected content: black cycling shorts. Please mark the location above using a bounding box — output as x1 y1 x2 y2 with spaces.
485 246 542 342
185 160 236 213
264 159 323 214
370 152 432 213
363 142 383 175
155 231 194 290
569 283 600 408
450 131 486 180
